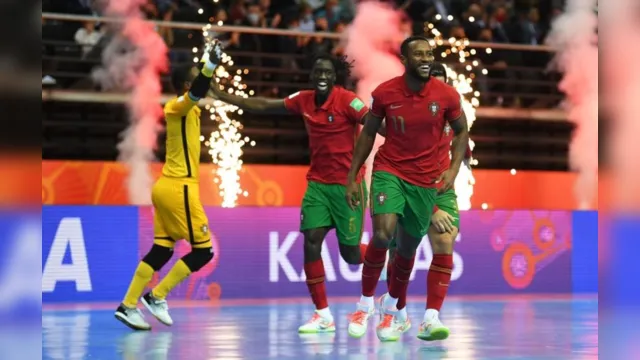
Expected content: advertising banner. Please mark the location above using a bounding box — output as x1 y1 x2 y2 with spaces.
39 206 578 303
138 208 574 301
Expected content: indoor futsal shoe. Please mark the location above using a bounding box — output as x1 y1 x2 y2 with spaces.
141 292 174 326
115 305 152 331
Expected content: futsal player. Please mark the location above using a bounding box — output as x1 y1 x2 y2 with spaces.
210 52 369 333
385 62 472 340
344 37 469 341
115 42 222 330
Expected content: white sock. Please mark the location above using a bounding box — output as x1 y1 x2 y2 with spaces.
359 295 374 309
316 307 333 320
397 307 408 321
424 308 439 322
383 294 398 310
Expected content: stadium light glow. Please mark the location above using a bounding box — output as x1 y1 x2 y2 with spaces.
193 17 253 208
424 22 480 210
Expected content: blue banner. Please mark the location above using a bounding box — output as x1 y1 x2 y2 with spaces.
42 206 139 302
0 210 41 318
571 211 598 293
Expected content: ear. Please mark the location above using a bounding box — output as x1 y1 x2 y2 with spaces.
400 55 407 67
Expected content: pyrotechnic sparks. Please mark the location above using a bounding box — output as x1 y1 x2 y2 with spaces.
425 22 480 210
195 17 254 208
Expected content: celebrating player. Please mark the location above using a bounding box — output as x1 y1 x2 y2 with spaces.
210 52 369 333
344 36 469 341
385 62 472 340
115 43 222 330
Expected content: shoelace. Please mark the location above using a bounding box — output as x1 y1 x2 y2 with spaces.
349 310 368 325
307 313 321 324
379 314 394 328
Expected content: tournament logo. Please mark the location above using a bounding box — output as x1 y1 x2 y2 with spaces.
429 102 440 116
377 192 387 205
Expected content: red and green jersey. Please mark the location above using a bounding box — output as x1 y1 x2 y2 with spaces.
370 76 462 187
284 86 369 185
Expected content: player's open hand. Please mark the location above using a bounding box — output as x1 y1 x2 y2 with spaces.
436 168 457 194
201 40 224 67
345 181 361 210
431 209 455 233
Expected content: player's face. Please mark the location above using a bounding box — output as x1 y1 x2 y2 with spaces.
402 40 435 81
310 59 336 94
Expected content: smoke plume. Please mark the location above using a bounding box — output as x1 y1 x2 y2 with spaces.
93 1 168 204
345 2 404 189
547 0 598 209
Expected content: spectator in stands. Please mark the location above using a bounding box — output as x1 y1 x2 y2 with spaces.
158 3 178 47
74 20 103 56
229 0 248 24
298 3 316 32
488 6 510 43
305 17 333 60
462 3 486 40
314 0 342 30
331 21 347 56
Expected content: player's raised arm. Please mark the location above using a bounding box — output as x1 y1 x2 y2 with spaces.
166 42 223 117
210 83 289 115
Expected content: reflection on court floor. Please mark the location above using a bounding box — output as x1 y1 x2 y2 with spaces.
41 297 597 360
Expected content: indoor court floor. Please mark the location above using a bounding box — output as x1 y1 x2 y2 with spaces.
41 295 598 360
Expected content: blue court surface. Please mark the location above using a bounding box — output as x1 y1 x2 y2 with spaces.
42 296 597 360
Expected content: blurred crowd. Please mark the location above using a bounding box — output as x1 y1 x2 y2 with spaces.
42 0 565 106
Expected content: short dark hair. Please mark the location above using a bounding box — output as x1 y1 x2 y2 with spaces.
400 35 431 57
170 64 195 95
311 52 354 87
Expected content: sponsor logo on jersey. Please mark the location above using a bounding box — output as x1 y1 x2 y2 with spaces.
429 102 440 116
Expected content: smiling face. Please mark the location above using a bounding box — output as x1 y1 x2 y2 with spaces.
310 58 336 94
402 39 435 81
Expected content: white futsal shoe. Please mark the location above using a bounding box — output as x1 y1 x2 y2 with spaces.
142 292 174 326
348 302 375 338
115 305 151 331
376 294 401 342
298 311 336 333
416 309 450 341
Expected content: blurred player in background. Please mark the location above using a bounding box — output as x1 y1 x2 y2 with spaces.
345 37 469 341
115 43 222 331
385 62 472 340
211 52 369 333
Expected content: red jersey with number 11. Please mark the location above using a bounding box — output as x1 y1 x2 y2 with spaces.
371 76 462 187
284 86 369 185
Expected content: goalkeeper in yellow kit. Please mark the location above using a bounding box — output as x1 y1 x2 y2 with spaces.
115 43 222 330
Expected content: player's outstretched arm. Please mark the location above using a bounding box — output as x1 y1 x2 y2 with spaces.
210 84 288 115
347 112 383 184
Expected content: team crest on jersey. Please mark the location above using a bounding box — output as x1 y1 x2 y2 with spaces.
377 192 387 205
429 102 440 116
328 114 334 122
201 225 209 235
